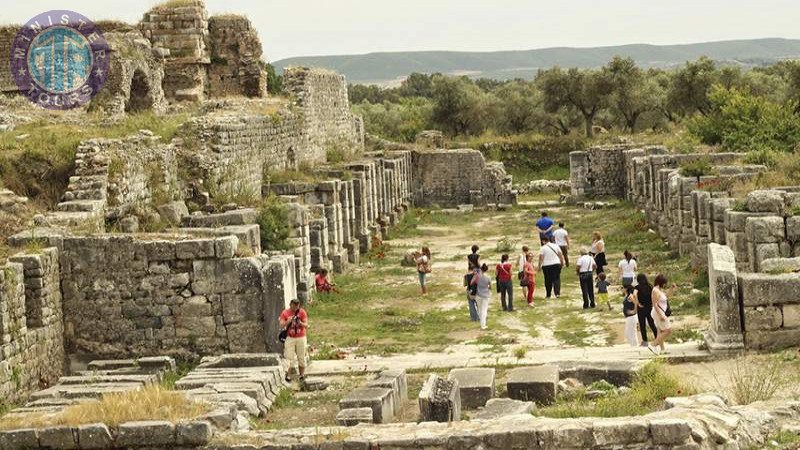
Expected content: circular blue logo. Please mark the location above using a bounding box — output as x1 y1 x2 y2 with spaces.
10 10 110 110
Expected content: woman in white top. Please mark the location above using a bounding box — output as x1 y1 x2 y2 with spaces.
650 274 674 355
618 250 638 288
590 231 607 274
538 237 565 299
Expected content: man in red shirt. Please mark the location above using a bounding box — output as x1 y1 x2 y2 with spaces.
279 299 309 383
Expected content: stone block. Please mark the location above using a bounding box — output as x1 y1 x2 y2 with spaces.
116 421 176 447
176 421 213 446
746 190 785 214
745 216 785 244
744 306 783 330
506 365 558 405
725 211 770 233
418 374 460 423
760 257 800 274
557 361 638 387
176 239 216 260
745 329 800 349
739 273 800 307
157 201 189 225
336 407 374 426
339 387 395 424
706 244 744 351
592 419 649 445
448 368 495 409
0 429 38 450
379 369 408 402
784 304 800 328
215 236 238 259
472 398 534 420
76 423 113 449
787 216 800 242
38 426 77 449
650 418 692 445
137 356 177 372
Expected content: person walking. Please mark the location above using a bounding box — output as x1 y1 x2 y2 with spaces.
622 285 639 347
576 247 597 309
474 263 492 330
596 272 611 310
538 237 565 299
496 254 514 312
279 299 309 383
523 253 537 306
465 245 480 322
415 246 432 295
590 231 607 274
633 274 658 347
650 274 674 355
553 222 570 267
618 250 638 288
536 212 555 241
517 246 530 299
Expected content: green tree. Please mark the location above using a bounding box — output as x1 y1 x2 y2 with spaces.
667 57 718 116
431 75 489 135
605 56 661 132
398 73 435 98
539 66 613 138
494 80 540 133
263 62 283 95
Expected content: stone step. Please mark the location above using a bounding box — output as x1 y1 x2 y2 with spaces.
57 374 157 386
57 200 105 213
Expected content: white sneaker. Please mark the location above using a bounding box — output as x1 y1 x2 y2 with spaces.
647 345 659 356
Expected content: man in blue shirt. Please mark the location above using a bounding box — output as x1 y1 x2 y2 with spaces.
536 212 555 241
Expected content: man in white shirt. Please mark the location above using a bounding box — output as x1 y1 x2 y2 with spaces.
553 222 570 267
576 247 597 309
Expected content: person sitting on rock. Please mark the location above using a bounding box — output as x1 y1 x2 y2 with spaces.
315 269 337 294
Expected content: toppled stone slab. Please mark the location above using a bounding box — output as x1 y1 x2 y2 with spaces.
448 368 495 409
472 398 534 420
506 365 559 405
182 209 257 227
336 407 374 426
418 374 460 423
557 360 641 387
339 387 395 424
300 377 329 392
366 369 407 411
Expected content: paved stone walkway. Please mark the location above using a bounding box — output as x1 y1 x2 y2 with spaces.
307 342 712 375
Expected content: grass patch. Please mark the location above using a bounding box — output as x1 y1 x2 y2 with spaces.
537 361 692 418
160 360 197 389
709 353 800 405
0 386 209 430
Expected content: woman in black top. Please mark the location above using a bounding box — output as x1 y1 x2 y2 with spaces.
633 273 658 346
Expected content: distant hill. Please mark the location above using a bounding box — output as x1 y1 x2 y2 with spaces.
272 38 800 86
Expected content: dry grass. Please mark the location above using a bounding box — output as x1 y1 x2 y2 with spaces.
0 386 209 430
707 354 800 405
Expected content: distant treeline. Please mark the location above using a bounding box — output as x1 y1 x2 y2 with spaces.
349 57 800 165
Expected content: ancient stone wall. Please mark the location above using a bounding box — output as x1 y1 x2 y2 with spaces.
58 234 295 359
0 248 65 403
411 149 517 207
0 26 18 93
207 15 266 98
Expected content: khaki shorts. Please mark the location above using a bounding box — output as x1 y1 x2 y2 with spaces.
284 336 307 369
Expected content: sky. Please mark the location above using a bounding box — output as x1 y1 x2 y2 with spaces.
3 0 800 61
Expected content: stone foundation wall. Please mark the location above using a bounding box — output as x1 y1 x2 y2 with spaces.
0 248 65 403
0 26 18 93
58 234 295 359
411 149 517 207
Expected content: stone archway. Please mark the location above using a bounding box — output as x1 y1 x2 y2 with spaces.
125 69 154 113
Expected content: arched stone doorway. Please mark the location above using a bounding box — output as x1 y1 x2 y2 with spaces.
125 69 154 113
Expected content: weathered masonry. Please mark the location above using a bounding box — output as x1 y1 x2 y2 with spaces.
570 144 800 351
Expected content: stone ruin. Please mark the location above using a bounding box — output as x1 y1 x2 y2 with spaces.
569 144 800 352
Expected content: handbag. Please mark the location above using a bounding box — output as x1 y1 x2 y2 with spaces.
278 311 299 343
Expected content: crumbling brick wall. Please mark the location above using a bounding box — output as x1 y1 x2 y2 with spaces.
0 26 19 93
207 14 266 98
0 248 65 404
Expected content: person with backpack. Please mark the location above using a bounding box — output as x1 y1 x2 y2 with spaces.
538 236 565 299
650 274 674 355
633 274 658 347
415 246 432 295
496 254 514 312
622 285 639 347
278 299 308 384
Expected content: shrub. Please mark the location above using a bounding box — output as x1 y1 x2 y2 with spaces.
679 159 714 178
711 354 797 405
495 236 518 253
256 196 290 252
352 97 434 142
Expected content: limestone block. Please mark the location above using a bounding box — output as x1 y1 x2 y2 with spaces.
472 398 534 420
0 429 39 449
787 216 800 242
157 201 189 225
175 315 216 337
784 304 800 328
214 236 238 259
506 365 558 405
448 368 496 409
336 407 374 426
379 369 408 402
592 419 649 445
176 420 213 445
739 273 800 307
744 306 783 330
339 387 395 424
116 421 176 447
746 190 786 214
38 426 77 449
745 216 785 244
725 211 770 233
760 257 800 274
557 361 639 387
176 239 216 260
650 418 693 445
750 243 781 272
745 329 800 349
76 423 113 449
418 374 460 423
